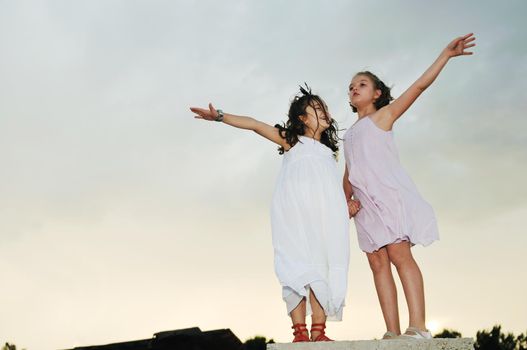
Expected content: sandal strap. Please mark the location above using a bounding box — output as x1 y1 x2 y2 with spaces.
311 323 326 328
311 323 327 331
311 324 332 342
292 323 308 335
313 333 332 341
403 327 432 339
292 323 310 342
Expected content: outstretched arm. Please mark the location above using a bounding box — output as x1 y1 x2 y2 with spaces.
190 103 289 150
374 33 476 130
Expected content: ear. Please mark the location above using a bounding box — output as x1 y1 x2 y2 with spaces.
299 114 308 124
374 89 382 101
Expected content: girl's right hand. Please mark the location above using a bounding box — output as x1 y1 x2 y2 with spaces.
190 103 219 121
348 199 361 218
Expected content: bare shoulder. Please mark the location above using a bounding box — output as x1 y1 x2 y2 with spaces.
369 107 393 131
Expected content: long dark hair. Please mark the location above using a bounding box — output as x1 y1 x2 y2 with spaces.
350 71 393 113
275 84 339 156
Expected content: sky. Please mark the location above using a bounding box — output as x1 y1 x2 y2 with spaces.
0 1 526 349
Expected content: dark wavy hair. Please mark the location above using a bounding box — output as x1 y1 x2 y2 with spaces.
275 84 339 156
349 71 393 113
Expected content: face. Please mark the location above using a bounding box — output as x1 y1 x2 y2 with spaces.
348 74 381 110
302 99 332 132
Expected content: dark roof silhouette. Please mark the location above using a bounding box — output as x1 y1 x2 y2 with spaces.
67 327 242 350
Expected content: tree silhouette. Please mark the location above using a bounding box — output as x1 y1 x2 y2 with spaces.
517 332 527 350
2 343 25 350
475 325 523 350
435 329 462 338
243 336 275 350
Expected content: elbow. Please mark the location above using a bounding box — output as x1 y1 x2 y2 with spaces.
415 83 428 93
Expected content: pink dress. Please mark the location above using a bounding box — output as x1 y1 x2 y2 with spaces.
343 116 439 253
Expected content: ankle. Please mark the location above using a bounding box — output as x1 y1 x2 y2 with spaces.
310 322 333 342
291 323 310 343
408 324 427 332
310 330 321 341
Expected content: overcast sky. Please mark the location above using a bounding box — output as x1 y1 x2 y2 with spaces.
1 1 526 349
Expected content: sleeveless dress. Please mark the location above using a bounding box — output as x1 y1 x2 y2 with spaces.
270 136 350 321
343 116 439 253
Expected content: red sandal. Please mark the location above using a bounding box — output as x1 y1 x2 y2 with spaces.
291 323 310 342
311 323 333 342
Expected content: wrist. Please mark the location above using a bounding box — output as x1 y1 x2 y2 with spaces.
215 109 224 122
439 49 451 60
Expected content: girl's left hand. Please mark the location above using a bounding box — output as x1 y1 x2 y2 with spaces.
443 33 476 58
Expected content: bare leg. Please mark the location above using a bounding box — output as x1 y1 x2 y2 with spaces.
309 290 327 341
386 242 426 331
367 247 401 335
290 298 308 338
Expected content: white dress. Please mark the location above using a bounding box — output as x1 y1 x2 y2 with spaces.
270 136 350 321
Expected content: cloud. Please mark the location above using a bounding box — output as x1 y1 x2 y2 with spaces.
1 1 526 349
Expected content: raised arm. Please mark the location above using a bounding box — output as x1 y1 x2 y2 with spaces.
190 103 289 150
374 33 476 130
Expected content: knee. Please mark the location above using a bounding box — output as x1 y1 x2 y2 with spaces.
387 249 413 268
367 254 390 274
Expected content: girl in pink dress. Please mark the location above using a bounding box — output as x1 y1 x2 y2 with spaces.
343 33 476 339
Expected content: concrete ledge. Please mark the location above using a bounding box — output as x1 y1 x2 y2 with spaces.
267 338 474 350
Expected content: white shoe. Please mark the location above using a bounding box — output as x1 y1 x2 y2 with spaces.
382 331 398 339
399 327 432 339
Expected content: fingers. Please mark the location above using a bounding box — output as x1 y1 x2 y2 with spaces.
190 107 207 114
347 199 362 218
209 102 217 114
463 35 476 49
462 40 476 55
453 33 473 45
461 32 474 40
190 106 213 120
447 34 476 57
464 40 476 49
189 107 202 119
450 33 475 49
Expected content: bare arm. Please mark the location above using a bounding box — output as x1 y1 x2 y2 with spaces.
373 33 476 130
344 164 361 218
190 103 289 150
343 165 353 201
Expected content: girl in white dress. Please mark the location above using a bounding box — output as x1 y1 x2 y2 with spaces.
191 86 349 342
344 33 476 339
